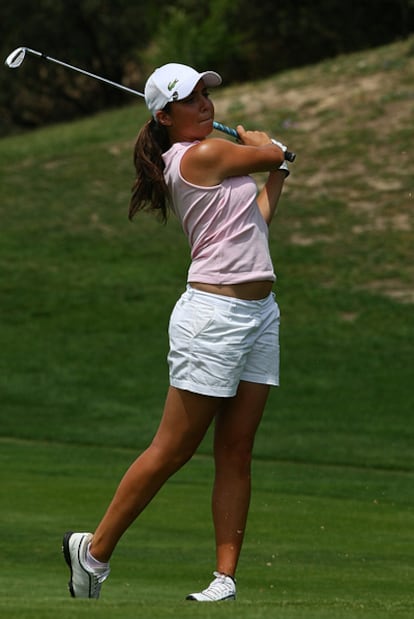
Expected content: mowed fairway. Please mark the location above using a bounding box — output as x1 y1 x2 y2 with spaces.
1 440 413 618
1 38 413 618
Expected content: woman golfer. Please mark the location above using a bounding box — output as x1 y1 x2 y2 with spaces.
63 62 289 602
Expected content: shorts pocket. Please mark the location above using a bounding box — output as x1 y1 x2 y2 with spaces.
169 298 216 342
190 304 216 338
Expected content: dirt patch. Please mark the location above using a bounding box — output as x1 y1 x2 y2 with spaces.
360 280 414 304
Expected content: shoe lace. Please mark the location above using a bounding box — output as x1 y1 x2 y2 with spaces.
89 568 110 595
204 572 234 598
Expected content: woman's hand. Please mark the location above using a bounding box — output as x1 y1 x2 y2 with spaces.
236 125 274 148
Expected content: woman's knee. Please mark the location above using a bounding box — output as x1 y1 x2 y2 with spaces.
148 437 196 475
214 437 254 476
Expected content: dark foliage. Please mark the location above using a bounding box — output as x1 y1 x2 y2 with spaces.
1 0 413 134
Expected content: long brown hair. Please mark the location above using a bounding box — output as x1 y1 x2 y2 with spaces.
129 116 171 222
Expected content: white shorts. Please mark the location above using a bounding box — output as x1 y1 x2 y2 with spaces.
168 285 280 397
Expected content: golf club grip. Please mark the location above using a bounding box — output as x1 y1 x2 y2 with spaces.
213 121 296 162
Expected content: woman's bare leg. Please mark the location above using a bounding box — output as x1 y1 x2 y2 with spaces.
212 381 270 576
90 386 220 562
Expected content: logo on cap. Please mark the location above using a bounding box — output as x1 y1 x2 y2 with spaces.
168 78 179 91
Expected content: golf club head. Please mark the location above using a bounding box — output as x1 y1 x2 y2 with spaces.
5 47 27 68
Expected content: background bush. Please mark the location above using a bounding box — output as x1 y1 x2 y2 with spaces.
1 0 413 134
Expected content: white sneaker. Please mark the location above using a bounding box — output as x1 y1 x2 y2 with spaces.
186 572 236 601
62 531 110 599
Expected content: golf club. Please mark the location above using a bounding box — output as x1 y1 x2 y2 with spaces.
5 46 296 162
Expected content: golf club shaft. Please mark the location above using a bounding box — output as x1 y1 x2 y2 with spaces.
22 48 142 97
6 47 296 161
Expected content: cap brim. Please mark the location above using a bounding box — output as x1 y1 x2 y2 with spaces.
176 70 222 101
199 71 222 88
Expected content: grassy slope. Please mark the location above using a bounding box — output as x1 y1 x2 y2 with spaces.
0 38 413 617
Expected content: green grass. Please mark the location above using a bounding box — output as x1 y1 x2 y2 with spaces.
1 438 413 618
1 37 413 617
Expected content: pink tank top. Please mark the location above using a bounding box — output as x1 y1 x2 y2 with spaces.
162 142 276 285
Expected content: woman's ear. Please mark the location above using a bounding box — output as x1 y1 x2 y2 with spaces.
155 110 172 127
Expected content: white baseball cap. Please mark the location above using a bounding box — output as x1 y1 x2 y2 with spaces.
144 63 222 118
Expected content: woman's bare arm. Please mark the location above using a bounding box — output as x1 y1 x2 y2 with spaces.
256 170 287 225
180 125 284 186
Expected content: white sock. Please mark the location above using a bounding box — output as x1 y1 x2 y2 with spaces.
86 543 110 571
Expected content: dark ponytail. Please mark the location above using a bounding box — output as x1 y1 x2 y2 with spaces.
129 117 171 222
